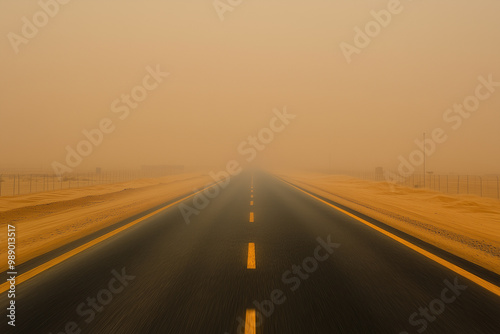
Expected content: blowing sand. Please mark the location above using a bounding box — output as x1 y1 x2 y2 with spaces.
278 172 500 276
0 173 211 271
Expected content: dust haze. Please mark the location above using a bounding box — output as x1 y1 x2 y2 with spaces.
1 0 499 175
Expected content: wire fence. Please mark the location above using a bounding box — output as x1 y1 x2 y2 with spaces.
350 170 500 200
0 169 183 197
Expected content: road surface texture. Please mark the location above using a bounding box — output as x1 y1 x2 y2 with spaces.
2 171 499 333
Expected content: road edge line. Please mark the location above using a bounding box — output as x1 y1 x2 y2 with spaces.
0 181 222 294
277 176 500 298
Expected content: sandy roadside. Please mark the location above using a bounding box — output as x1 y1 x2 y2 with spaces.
0 173 212 272
277 172 500 276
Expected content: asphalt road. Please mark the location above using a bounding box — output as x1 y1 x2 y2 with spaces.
2 171 500 333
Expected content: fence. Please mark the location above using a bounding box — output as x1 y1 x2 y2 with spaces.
347 171 500 200
0 169 181 197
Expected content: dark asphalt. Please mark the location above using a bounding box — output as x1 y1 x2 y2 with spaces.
1 171 499 333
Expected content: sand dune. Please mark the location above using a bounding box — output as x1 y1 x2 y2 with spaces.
278 172 500 275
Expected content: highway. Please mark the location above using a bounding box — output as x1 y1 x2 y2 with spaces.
1 171 500 333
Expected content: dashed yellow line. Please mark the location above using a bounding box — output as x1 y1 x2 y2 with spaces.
0 183 221 294
247 243 256 269
246 176 256 333
245 309 256 334
283 180 500 298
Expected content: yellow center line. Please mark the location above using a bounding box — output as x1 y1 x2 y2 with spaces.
251 194 253 198
282 179 500 297
250 201 253 206
245 309 256 334
247 243 256 269
0 182 222 294
249 212 254 222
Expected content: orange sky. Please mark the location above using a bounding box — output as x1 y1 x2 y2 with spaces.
1 0 499 174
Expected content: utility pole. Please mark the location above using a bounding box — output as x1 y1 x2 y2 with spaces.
423 132 426 188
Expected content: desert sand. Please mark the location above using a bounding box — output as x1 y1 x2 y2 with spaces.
278 172 500 275
0 173 211 271
3 171 499 276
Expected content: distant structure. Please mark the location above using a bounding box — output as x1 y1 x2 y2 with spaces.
141 164 184 176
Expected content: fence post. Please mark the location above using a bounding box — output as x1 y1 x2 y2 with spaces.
466 175 469 194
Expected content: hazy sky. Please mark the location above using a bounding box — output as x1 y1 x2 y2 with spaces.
1 0 499 174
